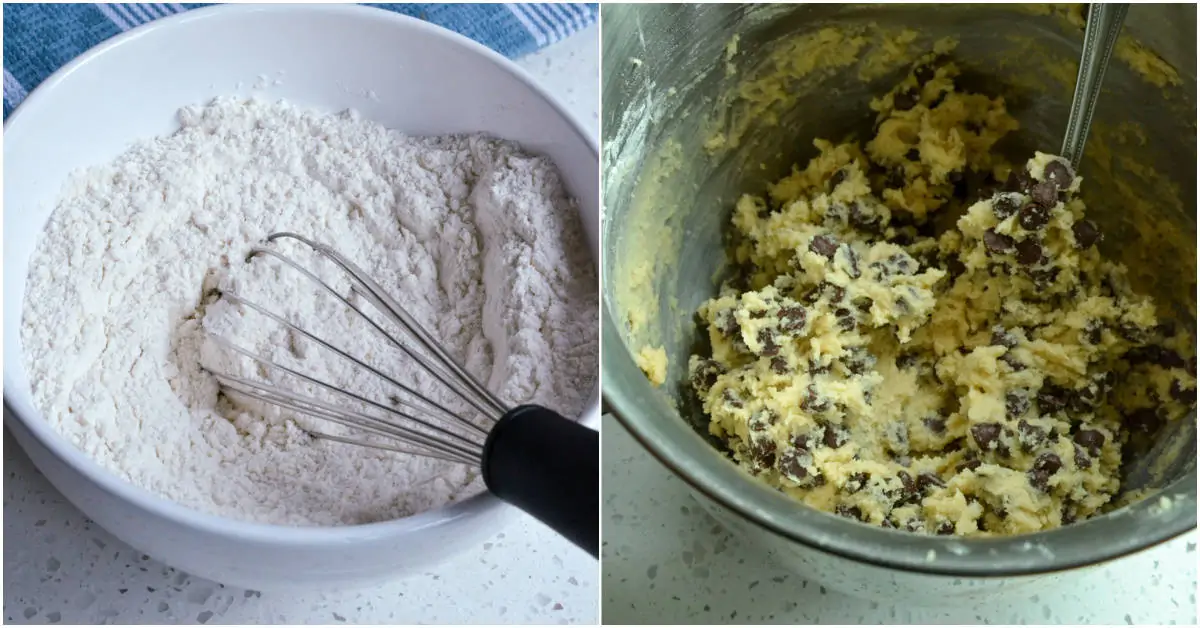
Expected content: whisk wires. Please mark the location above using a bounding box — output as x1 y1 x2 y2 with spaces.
206 232 510 465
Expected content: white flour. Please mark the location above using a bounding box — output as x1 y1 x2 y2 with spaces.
20 97 598 525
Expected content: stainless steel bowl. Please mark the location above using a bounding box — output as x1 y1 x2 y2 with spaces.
601 3 1196 599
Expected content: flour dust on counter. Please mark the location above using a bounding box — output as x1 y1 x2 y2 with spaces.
20 96 598 526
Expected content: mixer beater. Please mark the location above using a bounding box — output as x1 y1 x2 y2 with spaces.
204 232 598 556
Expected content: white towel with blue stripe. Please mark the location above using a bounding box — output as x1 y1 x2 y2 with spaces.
3 2 597 118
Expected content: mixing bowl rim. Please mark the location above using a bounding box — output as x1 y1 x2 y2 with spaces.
602 312 1197 578
4 2 601 543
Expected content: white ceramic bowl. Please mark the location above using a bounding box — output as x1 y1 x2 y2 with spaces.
3 4 599 591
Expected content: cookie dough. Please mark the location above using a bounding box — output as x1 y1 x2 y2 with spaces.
636 345 669 386
688 53 1196 536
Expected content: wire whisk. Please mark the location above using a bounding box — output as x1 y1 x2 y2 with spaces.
205 232 598 556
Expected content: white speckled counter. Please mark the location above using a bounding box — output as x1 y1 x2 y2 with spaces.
2 25 599 626
603 415 1198 625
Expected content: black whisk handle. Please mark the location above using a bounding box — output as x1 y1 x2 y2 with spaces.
481 405 599 557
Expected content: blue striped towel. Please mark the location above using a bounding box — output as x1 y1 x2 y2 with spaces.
2 2 597 119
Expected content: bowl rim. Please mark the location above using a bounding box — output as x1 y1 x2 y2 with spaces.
3 2 601 543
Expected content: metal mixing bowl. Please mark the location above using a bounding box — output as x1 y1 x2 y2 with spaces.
601 3 1196 599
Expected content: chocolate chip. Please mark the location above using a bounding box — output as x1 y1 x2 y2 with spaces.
1031 266 1060 287
1043 160 1074 190
922 416 947 433
917 472 946 492
888 253 917 275
1073 443 1092 469
835 308 856 331
1073 220 1101 249
757 329 780 356
1028 452 1062 491
906 148 921 161
1004 169 1033 194
957 458 982 473
849 203 880 232
691 358 725 393
893 89 918 111
714 308 738 335
810 235 840 258
750 438 777 468
1036 386 1075 415
829 168 848 189
770 356 790 374
1000 353 1025 372
843 347 876 375
914 63 936 84
835 504 864 521
991 327 1019 348
822 282 846 303
1030 181 1058 208
883 422 910 457
983 229 1015 254
935 521 956 535
1084 320 1103 345
852 296 873 314
842 247 862 278
1017 419 1048 450
1117 322 1149 344
992 195 1019 219
894 471 921 505
971 423 1003 451
778 449 811 481
1073 429 1104 456
1126 408 1161 434
801 384 830 413
1061 503 1078 526
942 437 966 453
1018 203 1051 230
723 389 744 408
1171 380 1197 405
881 518 897 529
748 410 777 431
896 352 919 369
808 359 831 375
1014 239 1042 266
779 306 808 333
1006 392 1030 418
822 422 848 448
846 472 870 493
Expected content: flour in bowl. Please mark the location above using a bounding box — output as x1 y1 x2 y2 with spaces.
20 97 598 525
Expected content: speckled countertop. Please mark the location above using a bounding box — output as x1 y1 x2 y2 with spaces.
603 415 1198 625
2 25 599 626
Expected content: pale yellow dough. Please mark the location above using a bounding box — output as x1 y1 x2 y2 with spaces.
636 345 669 387
689 54 1196 536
